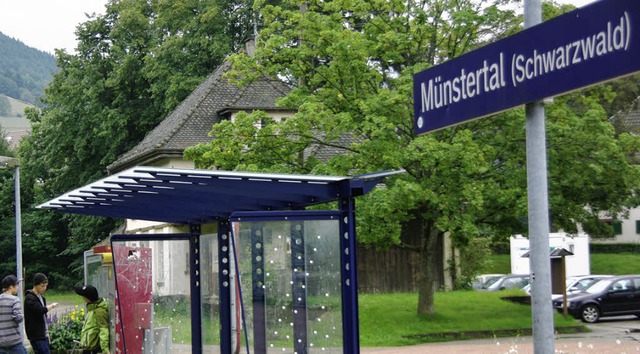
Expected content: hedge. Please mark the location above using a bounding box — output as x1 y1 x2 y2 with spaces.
491 242 640 255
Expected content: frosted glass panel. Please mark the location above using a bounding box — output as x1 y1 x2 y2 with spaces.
233 219 343 353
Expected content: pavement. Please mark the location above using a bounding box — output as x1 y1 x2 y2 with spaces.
361 317 640 353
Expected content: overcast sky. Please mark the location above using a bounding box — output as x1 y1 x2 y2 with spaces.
0 0 105 54
0 0 598 54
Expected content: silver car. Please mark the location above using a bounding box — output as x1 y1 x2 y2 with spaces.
523 274 613 299
480 274 530 291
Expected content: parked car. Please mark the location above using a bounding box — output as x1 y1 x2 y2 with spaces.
552 275 640 323
522 275 613 299
561 275 614 297
471 274 505 289
480 274 530 291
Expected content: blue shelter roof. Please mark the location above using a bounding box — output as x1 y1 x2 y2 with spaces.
38 166 401 224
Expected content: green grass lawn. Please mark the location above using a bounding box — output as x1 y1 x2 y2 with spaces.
49 288 578 348
50 251 632 349
46 289 85 306
358 290 579 347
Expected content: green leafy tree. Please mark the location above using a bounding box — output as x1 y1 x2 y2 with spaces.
185 0 640 316
0 126 9 154
15 0 255 279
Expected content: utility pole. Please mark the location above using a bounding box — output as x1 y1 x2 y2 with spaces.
0 156 23 339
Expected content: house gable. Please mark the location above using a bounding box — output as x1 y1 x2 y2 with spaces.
107 60 292 173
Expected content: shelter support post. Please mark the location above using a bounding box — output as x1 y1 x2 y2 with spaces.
251 223 267 353
218 221 232 354
290 220 308 354
190 224 203 353
339 196 360 354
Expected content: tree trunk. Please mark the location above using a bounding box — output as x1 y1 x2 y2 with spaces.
417 219 440 316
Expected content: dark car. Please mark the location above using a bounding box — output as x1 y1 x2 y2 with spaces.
480 274 530 291
552 275 640 323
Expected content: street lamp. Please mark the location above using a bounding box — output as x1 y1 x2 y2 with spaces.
0 156 22 338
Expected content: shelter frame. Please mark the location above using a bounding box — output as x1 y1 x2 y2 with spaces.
38 167 402 353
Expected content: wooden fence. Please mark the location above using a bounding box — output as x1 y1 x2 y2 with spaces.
356 236 445 293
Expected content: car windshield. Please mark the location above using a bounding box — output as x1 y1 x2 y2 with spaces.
572 279 600 291
585 279 613 294
486 279 504 290
483 276 502 287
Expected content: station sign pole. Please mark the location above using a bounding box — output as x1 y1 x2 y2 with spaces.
524 1 554 352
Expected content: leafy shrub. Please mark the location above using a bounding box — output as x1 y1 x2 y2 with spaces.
48 306 84 351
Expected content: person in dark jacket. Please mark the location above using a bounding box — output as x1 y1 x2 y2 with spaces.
75 285 109 354
24 273 58 354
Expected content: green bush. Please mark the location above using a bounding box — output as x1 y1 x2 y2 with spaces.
458 238 492 289
491 241 640 255
48 307 84 351
590 243 640 254
490 242 510 255
483 252 640 275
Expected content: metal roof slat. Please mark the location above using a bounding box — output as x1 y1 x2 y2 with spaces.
124 174 339 204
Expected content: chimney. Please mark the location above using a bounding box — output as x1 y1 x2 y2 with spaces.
245 39 256 57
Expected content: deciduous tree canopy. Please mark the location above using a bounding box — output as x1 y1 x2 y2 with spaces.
185 0 640 315
11 0 254 285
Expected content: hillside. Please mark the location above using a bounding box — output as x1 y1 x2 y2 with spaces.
0 95 33 148
0 31 57 105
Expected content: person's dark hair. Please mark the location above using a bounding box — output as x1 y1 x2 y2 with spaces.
33 273 48 286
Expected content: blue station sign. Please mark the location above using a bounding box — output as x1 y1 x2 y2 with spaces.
413 0 640 135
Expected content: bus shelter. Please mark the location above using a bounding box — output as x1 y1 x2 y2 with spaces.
39 166 399 354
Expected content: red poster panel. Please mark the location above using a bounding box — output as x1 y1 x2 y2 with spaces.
112 246 153 354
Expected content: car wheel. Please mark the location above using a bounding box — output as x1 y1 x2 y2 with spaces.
580 304 600 323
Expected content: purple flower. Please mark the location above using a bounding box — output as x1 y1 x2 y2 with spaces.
46 313 58 325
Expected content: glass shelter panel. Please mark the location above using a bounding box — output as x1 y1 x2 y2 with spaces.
112 239 192 354
200 233 221 351
84 252 103 286
233 219 343 354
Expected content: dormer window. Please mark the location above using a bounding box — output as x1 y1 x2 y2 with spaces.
222 108 294 127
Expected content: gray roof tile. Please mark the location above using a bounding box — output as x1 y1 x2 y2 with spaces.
610 96 640 134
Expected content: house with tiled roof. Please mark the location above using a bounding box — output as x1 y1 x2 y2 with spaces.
593 96 640 245
107 60 293 174
97 53 297 301
610 96 640 135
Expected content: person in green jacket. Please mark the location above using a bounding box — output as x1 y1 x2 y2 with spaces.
74 285 109 354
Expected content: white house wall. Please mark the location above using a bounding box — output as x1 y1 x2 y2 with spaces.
592 207 640 244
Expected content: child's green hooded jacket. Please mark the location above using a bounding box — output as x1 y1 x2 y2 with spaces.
80 298 109 353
